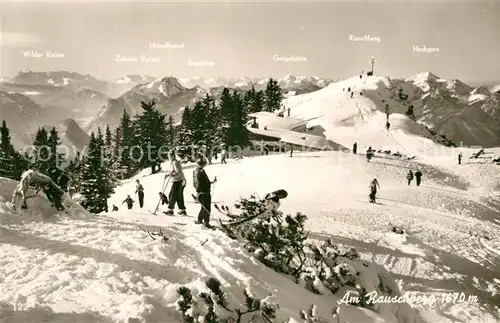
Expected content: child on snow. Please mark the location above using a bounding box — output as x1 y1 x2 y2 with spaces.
406 170 414 185
123 195 134 210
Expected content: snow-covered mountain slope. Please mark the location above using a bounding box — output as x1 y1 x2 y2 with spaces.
108 74 157 97
283 74 500 150
1 147 499 322
86 77 204 133
0 81 110 123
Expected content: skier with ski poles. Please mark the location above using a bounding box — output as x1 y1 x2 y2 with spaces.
193 158 216 227
164 151 187 216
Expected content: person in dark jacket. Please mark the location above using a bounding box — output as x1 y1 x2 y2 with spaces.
406 170 414 185
58 172 70 192
135 179 144 208
353 142 357 154
159 192 169 205
458 152 462 165
366 146 374 162
415 169 422 187
112 205 119 211
123 195 134 209
369 178 380 203
193 158 216 227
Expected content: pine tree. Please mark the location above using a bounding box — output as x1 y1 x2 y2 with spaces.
264 78 283 112
0 120 25 179
228 91 250 148
80 130 114 213
166 115 176 147
32 127 51 173
175 107 194 160
116 109 137 178
47 127 65 174
134 100 168 174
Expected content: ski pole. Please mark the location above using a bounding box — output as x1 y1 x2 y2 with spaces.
191 193 220 221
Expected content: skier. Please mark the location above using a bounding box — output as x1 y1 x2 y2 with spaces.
347 87 351 92
290 144 294 157
366 146 374 162
458 152 462 165
353 142 357 154
122 195 134 210
360 92 363 96
112 205 119 211
287 108 291 117
386 121 391 131
159 192 169 205
414 169 422 187
369 178 380 203
406 170 414 185
135 179 144 208
12 169 65 211
193 158 217 227
351 92 354 99
164 151 187 216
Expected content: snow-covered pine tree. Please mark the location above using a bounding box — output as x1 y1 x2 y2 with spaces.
175 106 194 160
264 78 283 112
116 109 137 178
32 127 51 172
134 100 168 174
47 127 66 172
103 125 119 199
166 115 176 150
80 129 114 213
0 120 26 180
228 91 250 148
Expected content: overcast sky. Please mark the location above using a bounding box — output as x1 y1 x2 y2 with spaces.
1 0 499 84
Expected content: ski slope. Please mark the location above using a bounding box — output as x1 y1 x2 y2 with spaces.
1 148 500 322
282 75 458 158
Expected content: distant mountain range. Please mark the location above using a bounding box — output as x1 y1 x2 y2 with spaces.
1 70 499 152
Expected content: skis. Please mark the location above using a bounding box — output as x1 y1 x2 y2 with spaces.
140 226 169 241
218 219 238 239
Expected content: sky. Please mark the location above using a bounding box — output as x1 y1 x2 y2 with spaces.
1 0 499 85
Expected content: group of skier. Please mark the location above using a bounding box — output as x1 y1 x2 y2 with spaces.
120 151 217 228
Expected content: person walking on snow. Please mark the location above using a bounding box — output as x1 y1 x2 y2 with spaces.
220 147 227 165
406 170 414 185
135 179 144 208
369 178 380 203
415 169 422 187
353 142 357 154
123 195 134 210
458 152 462 165
366 146 374 162
164 152 187 216
193 158 217 227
